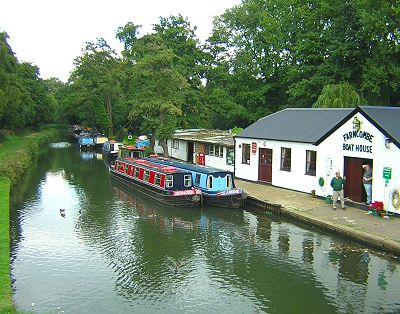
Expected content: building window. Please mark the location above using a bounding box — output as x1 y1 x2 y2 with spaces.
205 144 210 155
214 145 219 157
172 139 179 149
280 147 291 172
209 144 214 155
166 175 173 188
242 144 250 164
226 148 234 165
305 150 317 176
219 147 224 158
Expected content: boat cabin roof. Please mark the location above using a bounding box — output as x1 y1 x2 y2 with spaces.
146 158 233 175
117 158 188 175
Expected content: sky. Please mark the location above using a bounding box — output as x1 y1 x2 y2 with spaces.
0 0 242 82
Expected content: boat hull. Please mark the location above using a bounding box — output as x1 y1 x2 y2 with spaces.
202 190 247 209
110 171 200 208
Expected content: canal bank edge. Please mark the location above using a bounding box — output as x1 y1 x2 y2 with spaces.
0 178 13 313
245 195 400 257
0 127 61 313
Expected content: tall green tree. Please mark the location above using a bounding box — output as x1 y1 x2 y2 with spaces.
127 34 189 156
66 38 127 136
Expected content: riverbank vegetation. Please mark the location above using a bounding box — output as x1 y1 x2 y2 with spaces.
0 127 59 185
1 1 399 141
0 178 14 313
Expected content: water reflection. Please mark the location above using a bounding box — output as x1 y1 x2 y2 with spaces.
9 142 400 313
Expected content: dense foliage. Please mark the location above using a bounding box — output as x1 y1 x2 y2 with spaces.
1 0 399 134
0 32 59 130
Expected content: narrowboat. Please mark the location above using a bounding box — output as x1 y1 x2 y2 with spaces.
118 144 146 159
78 134 95 149
102 140 123 161
146 157 247 208
93 133 108 148
110 158 201 207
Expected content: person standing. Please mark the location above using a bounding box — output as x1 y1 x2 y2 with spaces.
330 171 346 210
362 164 373 205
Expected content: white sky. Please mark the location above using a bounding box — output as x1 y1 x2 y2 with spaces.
0 0 241 82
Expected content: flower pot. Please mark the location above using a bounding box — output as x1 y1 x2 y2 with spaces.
325 196 333 204
371 209 379 217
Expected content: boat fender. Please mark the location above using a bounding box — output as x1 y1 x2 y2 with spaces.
127 135 133 140
318 177 325 187
192 194 200 203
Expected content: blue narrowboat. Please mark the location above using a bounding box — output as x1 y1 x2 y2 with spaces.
102 140 122 160
146 157 247 208
78 134 95 149
110 158 201 207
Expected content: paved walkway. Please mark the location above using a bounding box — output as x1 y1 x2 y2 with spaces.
236 179 400 256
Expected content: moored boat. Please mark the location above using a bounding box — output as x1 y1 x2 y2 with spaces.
146 157 247 208
110 158 201 207
93 133 108 148
78 133 95 149
102 140 123 162
118 144 146 159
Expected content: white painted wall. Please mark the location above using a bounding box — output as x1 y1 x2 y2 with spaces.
235 138 318 194
317 113 400 214
202 147 234 172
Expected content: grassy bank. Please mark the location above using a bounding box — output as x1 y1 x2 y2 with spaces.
0 127 60 313
0 178 13 313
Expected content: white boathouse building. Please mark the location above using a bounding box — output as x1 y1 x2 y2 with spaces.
235 106 400 214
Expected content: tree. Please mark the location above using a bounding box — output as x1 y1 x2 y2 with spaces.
127 34 189 156
67 38 127 136
313 83 362 108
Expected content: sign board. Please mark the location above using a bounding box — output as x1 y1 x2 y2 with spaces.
383 167 392 180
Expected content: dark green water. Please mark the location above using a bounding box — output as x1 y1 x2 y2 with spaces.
10 143 400 313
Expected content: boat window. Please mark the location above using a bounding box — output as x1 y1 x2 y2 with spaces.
195 173 201 186
226 175 232 188
207 175 213 189
166 175 173 188
155 173 161 185
184 174 192 187
134 167 140 178
144 170 150 182
125 165 130 175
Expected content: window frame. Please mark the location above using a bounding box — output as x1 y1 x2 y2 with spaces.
305 150 317 176
280 147 291 172
166 175 174 188
242 144 250 165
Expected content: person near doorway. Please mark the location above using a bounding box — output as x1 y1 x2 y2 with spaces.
362 164 373 205
330 171 346 210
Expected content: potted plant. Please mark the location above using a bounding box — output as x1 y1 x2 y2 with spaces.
368 201 384 217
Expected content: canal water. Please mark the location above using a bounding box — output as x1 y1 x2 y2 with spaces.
10 142 400 313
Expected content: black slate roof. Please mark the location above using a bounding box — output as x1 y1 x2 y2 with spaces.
236 106 400 148
236 108 354 143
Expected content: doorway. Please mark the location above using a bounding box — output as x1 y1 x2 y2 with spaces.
187 142 194 163
258 148 273 183
344 157 373 203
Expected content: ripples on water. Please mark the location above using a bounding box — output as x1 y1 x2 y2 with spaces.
9 143 400 313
